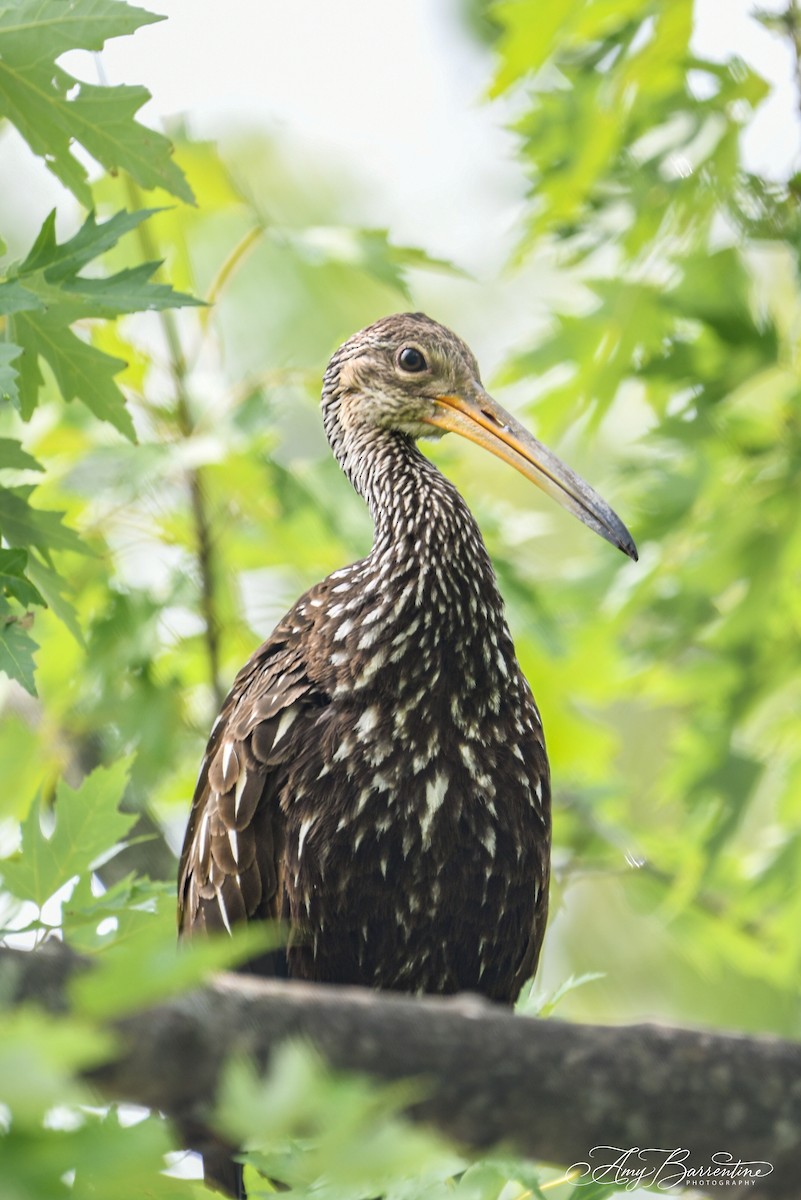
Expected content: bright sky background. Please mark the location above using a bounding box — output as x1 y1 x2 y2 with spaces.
99 0 800 240
0 0 796 389
4 0 799 275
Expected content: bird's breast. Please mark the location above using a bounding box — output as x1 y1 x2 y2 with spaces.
280 531 550 996
281 694 549 996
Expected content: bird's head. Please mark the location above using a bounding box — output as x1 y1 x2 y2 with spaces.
323 312 637 561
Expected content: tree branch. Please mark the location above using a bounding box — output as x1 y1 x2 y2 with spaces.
1 943 799 1197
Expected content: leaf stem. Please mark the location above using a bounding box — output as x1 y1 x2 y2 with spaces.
204 223 264 315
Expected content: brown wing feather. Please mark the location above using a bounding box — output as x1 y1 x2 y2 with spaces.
178 603 329 942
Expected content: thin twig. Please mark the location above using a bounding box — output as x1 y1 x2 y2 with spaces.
788 0 801 119
123 177 224 707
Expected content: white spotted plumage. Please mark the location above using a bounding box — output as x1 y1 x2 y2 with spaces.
179 313 554 1036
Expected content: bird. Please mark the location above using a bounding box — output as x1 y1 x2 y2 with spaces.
177 312 637 1195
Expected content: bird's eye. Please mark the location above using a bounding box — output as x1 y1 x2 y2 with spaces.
397 346 427 373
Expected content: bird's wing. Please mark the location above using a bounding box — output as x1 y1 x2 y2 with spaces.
510 690 552 999
177 603 329 939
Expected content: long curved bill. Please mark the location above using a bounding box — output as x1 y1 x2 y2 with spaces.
424 388 638 561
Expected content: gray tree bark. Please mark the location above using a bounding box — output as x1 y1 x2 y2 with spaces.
1 943 798 1197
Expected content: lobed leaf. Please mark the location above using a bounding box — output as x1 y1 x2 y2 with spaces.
0 602 38 694
1 208 202 434
0 759 137 909
0 0 192 205
0 485 87 555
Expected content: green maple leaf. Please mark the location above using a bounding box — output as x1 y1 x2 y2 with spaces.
0 545 49 696
0 0 192 205
20 206 160 280
0 548 46 606
0 343 22 404
25 556 84 641
0 209 202 436
14 310 134 434
0 279 41 316
0 759 138 909
0 439 42 473
0 485 87 556
0 602 38 696
0 485 85 691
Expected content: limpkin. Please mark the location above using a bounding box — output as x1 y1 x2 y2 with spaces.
178 312 636 1195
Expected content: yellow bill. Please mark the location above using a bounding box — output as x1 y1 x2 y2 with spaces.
424 387 637 561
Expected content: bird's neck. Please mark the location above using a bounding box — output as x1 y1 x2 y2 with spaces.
318 425 520 724
369 434 473 553
346 428 508 635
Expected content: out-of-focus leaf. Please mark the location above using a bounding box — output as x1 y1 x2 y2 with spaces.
0 602 38 693
0 1009 112 1126
0 759 136 908
0 439 42 472
218 1044 460 1195
0 342 22 403
0 548 45 605
70 900 281 1018
0 486 86 555
280 226 460 299
517 970 606 1016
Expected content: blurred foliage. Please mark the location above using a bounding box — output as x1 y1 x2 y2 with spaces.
485 0 801 1042
0 0 800 1195
0 0 196 694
